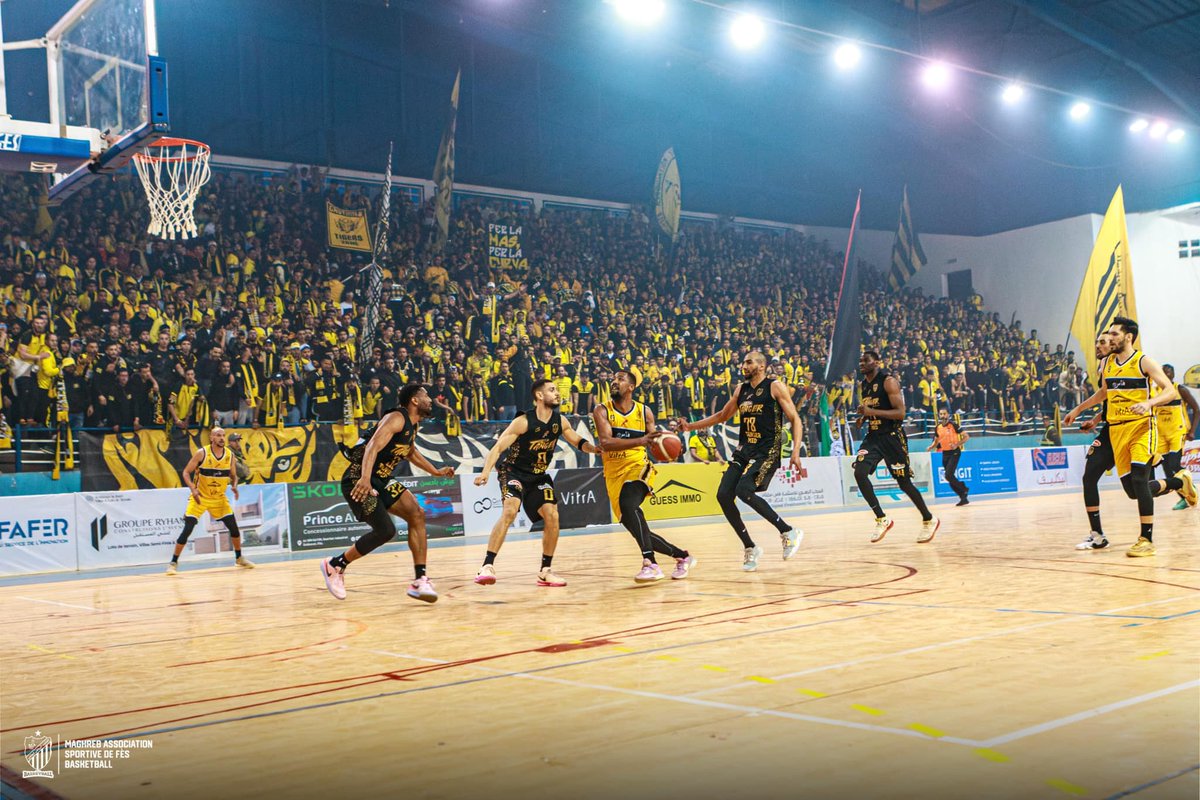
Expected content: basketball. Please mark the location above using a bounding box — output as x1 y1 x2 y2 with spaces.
653 434 683 462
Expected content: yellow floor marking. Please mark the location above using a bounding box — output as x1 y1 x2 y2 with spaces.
1136 650 1170 661
610 646 634 653
746 675 775 684
1046 778 1088 796
654 655 681 662
850 704 884 716
973 748 1010 763
701 665 729 672
907 723 945 738
28 643 76 660
796 688 827 697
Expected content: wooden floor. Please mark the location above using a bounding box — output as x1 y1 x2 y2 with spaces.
1 489 1198 800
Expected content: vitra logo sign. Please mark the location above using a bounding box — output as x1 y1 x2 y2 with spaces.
90 515 109 551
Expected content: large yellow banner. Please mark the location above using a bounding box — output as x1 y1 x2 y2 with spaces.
326 201 373 252
1070 185 1139 382
84 424 359 490
643 462 724 521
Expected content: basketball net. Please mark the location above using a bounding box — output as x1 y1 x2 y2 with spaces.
133 138 212 240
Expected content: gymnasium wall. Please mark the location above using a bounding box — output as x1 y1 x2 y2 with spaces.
805 202 1200 374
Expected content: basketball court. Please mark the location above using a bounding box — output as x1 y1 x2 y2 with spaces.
2 489 1196 799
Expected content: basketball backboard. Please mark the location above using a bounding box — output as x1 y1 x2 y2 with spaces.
0 0 169 201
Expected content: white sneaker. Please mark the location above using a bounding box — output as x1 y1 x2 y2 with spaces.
742 545 763 572
407 576 438 603
917 516 940 544
870 517 894 543
781 528 804 560
1075 531 1109 550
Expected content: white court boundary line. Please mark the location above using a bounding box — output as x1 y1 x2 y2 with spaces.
350 646 980 746
15 595 98 611
350 645 1198 750
686 592 1200 698
979 681 1200 747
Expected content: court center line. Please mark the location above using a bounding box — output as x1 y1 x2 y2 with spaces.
979 680 1200 748
685 592 1200 699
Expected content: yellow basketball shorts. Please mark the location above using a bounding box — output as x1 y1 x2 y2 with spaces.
1109 417 1159 477
185 494 233 521
603 461 656 521
1156 424 1184 456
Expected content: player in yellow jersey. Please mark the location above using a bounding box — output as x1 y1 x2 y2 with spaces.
1152 364 1199 510
1064 317 1179 557
165 427 254 574
593 369 695 583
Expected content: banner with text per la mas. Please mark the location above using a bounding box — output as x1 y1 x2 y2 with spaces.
487 223 529 271
326 201 373 252
643 462 724 521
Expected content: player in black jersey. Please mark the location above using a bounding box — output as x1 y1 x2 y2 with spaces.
1072 333 1116 550
854 351 939 544
679 352 805 572
319 383 455 603
474 378 600 587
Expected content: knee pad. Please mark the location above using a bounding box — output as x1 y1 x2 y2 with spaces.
853 462 873 483
176 516 198 546
221 515 241 538
1119 474 1136 499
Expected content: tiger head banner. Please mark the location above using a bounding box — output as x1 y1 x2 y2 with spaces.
326 201 373 252
78 419 614 492
83 424 359 491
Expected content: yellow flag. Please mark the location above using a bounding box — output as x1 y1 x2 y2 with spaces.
35 184 55 235
325 201 372 252
653 147 681 241
1070 185 1138 384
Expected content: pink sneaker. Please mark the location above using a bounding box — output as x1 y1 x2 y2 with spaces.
671 555 696 580
320 558 346 600
634 561 665 584
475 564 496 585
407 576 438 603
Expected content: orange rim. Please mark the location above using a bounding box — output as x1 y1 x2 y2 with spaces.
132 137 210 163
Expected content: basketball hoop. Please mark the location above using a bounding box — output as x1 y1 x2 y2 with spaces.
132 138 212 240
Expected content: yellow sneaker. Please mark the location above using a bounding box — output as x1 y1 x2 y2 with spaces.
1175 469 1197 508
1126 537 1156 558
165 562 177 576
236 556 256 569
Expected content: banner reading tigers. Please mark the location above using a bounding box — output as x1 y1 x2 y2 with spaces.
326 201 372 252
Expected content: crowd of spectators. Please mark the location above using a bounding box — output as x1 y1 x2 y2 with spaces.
0 166 1085 441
